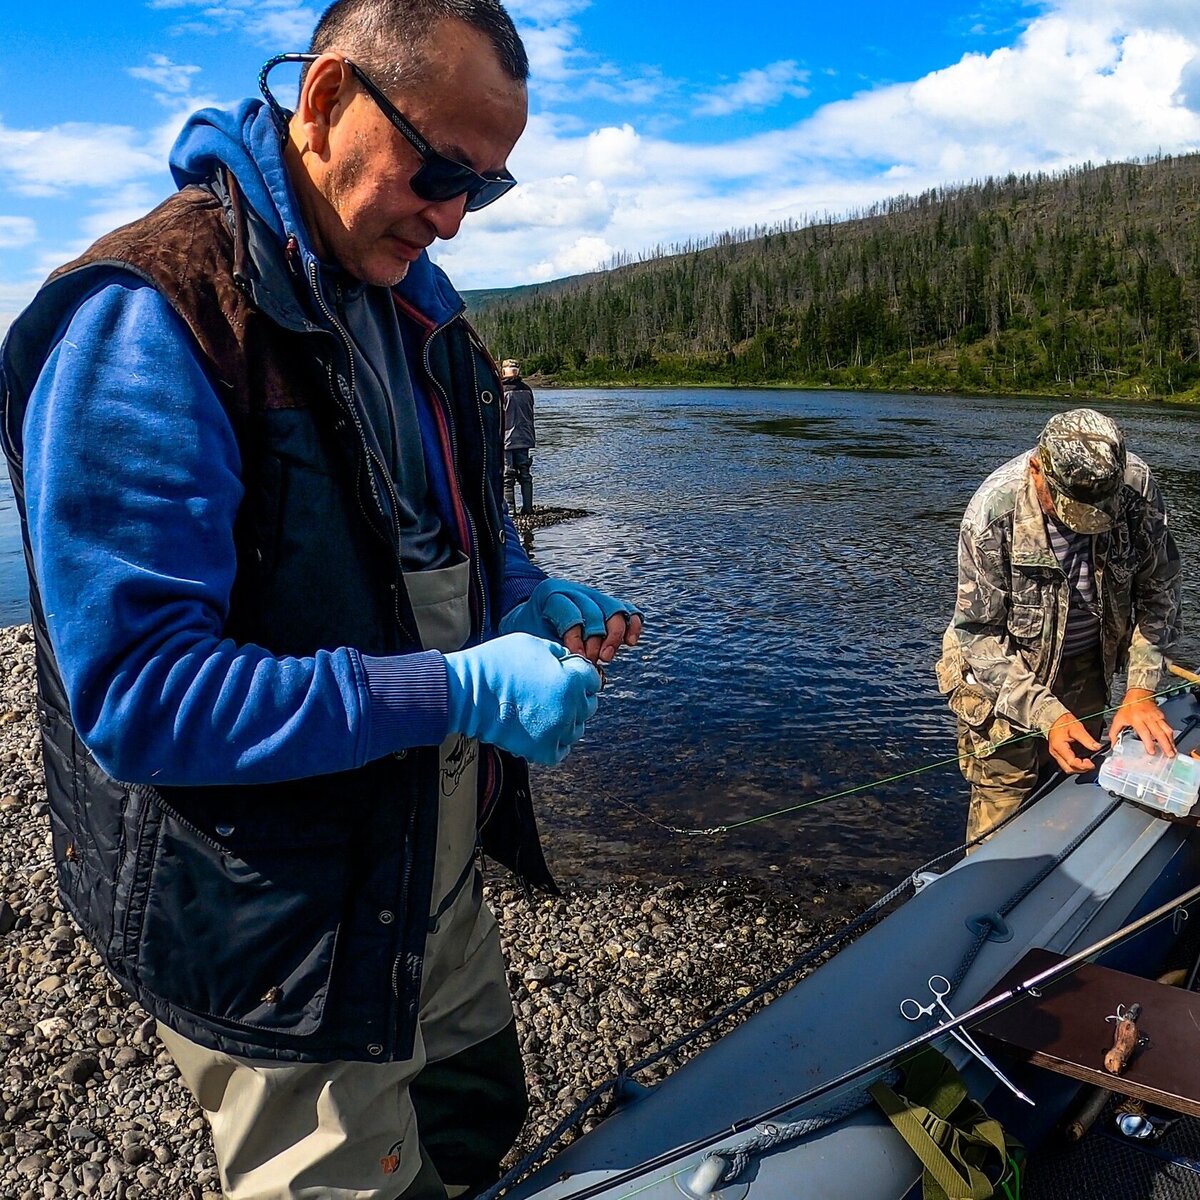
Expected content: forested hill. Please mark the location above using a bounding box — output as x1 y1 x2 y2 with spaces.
468 154 1200 400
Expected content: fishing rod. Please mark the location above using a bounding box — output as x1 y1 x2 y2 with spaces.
487 751 1114 1200
505 876 1200 1200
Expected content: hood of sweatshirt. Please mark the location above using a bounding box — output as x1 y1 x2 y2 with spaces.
168 98 464 326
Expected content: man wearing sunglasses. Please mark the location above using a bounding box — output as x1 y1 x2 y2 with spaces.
0 1 643 1198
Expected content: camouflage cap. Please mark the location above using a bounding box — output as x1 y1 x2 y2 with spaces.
1037 408 1127 534
501 359 521 376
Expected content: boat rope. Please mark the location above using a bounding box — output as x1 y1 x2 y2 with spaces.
714 710 1191 1188
596 678 1198 838
479 854 952 1200
946 798 1122 998
527 878 1200 1200
478 772 1078 1200
698 710 1200 1192
715 1074 902 1184
941 709 1200 1000
716 756 1176 1187
485 687 1200 1199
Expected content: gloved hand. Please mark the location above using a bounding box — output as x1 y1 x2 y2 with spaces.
443 632 601 765
500 578 642 660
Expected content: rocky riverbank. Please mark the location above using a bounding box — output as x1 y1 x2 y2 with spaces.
510 504 590 533
0 625 858 1198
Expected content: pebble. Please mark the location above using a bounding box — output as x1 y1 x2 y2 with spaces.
0 622 852 1193
59 1055 100 1085
17 1154 48 1178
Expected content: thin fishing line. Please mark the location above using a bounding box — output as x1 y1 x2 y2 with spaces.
528 887 1200 1200
491 685 1199 1197
601 678 1197 837
488 757 1186 1200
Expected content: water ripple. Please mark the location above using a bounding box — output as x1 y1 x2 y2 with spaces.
0 389 1197 890
520 388 1200 889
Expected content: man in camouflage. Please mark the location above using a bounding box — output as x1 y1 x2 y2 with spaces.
937 408 1182 842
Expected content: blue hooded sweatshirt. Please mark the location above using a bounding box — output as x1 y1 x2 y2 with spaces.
21 100 542 787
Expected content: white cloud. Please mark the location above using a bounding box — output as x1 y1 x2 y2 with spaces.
151 1 319 46
146 96 227 161
11 0 1200 302
0 121 164 197
506 0 591 21
582 124 644 179
128 53 202 99
694 61 812 117
1180 55 1200 111
1051 0 1200 39
527 234 615 279
0 217 36 249
511 0 675 107
0 280 40 340
432 0 1200 288
482 176 612 233
574 69 672 107
79 186 165 242
520 20 583 82
795 16 1200 175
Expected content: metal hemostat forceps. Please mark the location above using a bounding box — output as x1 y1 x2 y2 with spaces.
900 974 1036 1106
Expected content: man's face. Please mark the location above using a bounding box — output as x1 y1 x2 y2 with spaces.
297 21 527 285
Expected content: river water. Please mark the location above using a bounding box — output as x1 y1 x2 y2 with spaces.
513 389 1200 891
1 389 1198 893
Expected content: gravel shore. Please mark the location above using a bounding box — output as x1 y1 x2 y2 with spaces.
0 624 857 1198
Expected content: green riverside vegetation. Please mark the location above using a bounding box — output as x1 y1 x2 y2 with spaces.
468 154 1200 401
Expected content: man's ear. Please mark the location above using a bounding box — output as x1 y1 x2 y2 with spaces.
1029 451 1056 516
295 55 352 156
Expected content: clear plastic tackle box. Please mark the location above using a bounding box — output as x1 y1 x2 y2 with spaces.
1098 733 1200 817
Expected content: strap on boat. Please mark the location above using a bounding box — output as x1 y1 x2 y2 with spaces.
869 1049 1022 1200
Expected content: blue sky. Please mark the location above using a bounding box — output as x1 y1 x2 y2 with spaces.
3 0 1200 330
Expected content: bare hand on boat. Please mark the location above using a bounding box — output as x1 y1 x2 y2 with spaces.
1109 688 1177 758
1047 711 1103 773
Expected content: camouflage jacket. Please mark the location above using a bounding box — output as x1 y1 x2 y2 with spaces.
936 450 1181 752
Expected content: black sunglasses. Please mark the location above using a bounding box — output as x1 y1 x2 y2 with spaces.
259 53 517 212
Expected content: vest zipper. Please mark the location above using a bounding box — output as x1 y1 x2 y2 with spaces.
467 342 502 564
307 259 434 1059
305 260 417 647
390 791 421 1041
423 318 490 635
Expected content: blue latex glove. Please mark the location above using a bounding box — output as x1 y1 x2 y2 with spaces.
499 578 642 644
443 632 601 765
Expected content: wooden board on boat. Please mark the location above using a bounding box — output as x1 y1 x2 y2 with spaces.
977 947 1200 1118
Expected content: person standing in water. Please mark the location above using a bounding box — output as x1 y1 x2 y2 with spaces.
501 358 536 515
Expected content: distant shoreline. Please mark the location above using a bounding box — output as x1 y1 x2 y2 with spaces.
523 377 1198 407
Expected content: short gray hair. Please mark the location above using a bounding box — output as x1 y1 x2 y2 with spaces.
308 0 528 94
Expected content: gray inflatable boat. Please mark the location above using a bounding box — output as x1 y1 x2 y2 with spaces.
501 688 1200 1200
